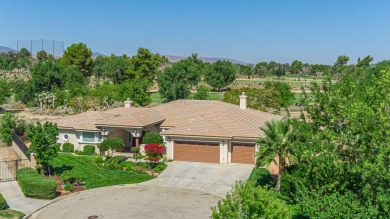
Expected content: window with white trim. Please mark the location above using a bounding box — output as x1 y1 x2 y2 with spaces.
82 132 95 142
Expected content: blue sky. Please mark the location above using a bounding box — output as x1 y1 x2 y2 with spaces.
1 0 389 64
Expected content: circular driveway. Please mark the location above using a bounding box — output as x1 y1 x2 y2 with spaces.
34 185 221 219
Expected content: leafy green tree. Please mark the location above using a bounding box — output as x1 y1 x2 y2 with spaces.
193 85 210 100
158 57 204 102
290 60 304 75
0 113 27 145
0 80 11 104
264 81 295 107
128 48 166 85
205 60 236 91
223 88 282 111
27 122 58 175
254 62 268 77
330 55 349 76
257 119 298 192
356 55 374 67
99 55 132 84
37 50 48 61
236 64 253 78
19 48 31 58
98 138 125 156
61 43 93 77
211 181 291 219
120 80 151 106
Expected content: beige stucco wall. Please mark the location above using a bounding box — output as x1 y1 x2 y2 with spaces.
57 129 101 152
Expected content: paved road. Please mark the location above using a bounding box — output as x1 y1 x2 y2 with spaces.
31 161 254 219
33 185 220 219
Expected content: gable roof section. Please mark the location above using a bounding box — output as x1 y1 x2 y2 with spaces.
54 111 115 131
151 99 236 127
161 104 284 139
95 108 165 128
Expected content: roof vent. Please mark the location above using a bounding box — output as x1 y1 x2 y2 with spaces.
186 128 191 131
205 129 210 132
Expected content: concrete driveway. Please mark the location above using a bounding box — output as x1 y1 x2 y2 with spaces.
141 161 254 197
30 161 254 219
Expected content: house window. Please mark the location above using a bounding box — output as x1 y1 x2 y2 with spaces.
63 134 70 142
97 133 103 142
82 132 95 143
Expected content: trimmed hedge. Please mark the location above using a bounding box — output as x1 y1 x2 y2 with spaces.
83 145 96 155
0 193 6 210
16 168 57 199
62 142 74 152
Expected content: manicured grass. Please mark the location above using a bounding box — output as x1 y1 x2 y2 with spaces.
0 209 25 219
206 92 224 100
150 92 163 104
150 91 224 105
50 154 154 189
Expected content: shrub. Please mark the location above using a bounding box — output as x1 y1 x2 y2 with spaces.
142 132 163 144
16 168 57 199
83 145 96 155
130 146 140 154
74 150 82 155
153 163 167 173
63 182 73 191
93 156 104 164
144 144 165 167
60 170 76 183
120 161 135 171
98 138 124 155
0 193 7 210
53 143 62 152
62 142 74 153
211 181 291 218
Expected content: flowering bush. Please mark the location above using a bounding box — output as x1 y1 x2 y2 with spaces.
144 144 165 167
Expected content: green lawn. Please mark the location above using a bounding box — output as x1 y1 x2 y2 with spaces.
150 92 163 104
50 154 154 189
0 209 25 219
150 91 224 105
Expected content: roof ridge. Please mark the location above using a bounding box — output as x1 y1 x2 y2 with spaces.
222 109 263 136
203 117 232 137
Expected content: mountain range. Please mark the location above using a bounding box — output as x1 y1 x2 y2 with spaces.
1 46 249 65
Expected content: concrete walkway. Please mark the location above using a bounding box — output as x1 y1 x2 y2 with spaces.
0 181 50 215
141 161 254 197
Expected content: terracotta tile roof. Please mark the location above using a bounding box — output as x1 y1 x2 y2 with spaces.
159 100 284 139
54 99 284 138
54 111 114 131
96 108 165 128
151 100 236 127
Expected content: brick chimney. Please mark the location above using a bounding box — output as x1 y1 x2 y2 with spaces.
239 92 247 110
124 98 133 108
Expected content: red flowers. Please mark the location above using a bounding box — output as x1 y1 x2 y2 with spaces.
144 144 165 163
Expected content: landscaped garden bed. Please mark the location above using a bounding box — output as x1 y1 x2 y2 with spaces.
50 153 155 189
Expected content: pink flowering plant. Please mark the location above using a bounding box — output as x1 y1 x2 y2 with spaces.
144 143 165 168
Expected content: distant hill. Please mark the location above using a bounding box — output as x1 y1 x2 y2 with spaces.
92 52 106 58
164 55 249 65
0 46 16 53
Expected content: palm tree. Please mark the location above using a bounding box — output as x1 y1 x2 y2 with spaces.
256 119 298 192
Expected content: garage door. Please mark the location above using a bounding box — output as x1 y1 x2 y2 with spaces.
231 142 256 164
174 141 220 163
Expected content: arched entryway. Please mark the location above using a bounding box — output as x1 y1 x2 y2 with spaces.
106 129 133 151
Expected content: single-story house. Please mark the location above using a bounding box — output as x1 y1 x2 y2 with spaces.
54 93 283 164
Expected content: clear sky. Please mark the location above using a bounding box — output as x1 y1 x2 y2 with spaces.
1 0 389 64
